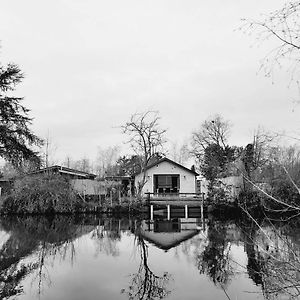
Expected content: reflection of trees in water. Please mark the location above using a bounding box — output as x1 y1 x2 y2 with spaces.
240 219 300 300
197 219 234 288
4 214 300 300
194 216 300 299
241 221 266 287
91 218 124 257
122 223 171 300
0 263 38 299
0 215 88 298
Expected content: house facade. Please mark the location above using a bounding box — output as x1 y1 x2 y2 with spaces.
134 157 198 196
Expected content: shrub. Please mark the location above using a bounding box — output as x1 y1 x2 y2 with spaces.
0 174 85 214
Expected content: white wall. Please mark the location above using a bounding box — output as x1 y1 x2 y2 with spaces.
135 161 196 196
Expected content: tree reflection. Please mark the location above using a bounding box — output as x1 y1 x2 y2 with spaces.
0 262 38 299
197 218 233 287
241 219 300 300
91 218 123 257
122 222 171 300
240 221 266 287
0 215 91 298
0 218 39 298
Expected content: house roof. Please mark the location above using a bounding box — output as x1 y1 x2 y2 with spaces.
30 165 96 179
104 175 132 181
137 157 198 176
141 230 200 251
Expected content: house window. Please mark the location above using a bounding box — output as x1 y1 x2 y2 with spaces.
154 175 180 194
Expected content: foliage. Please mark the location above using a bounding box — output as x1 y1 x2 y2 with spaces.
0 160 41 179
202 144 234 181
116 155 142 176
0 63 42 166
241 128 278 181
238 190 262 209
201 144 238 198
191 115 237 198
1 174 85 214
267 179 300 211
242 144 300 212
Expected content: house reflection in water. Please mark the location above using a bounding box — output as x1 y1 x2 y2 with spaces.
140 218 206 251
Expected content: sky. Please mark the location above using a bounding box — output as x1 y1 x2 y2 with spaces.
0 0 299 164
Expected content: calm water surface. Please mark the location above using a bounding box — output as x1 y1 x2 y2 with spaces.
0 212 299 300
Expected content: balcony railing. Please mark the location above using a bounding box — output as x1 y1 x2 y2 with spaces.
145 192 205 203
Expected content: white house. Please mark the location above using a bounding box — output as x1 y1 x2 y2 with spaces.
134 157 198 197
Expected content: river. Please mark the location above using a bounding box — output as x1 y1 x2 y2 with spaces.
0 212 299 300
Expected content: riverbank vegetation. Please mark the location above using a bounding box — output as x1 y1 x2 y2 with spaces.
0 174 83 214
0 173 145 215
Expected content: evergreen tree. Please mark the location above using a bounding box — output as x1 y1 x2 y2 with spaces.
0 63 42 166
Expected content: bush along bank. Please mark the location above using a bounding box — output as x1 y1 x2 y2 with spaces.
0 174 85 214
0 174 147 215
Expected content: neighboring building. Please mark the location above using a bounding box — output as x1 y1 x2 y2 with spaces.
71 179 106 196
134 157 198 196
104 175 134 196
30 165 96 180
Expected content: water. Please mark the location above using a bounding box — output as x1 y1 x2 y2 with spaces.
0 212 299 300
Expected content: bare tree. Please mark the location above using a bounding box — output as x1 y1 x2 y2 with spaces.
241 127 279 181
95 146 120 178
42 131 57 168
73 157 93 173
121 111 167 197
241 1 300 85
191 115 231 160
63 155 73 168
170 141 190 165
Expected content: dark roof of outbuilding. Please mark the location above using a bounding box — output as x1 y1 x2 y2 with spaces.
30 165 96 179
136 157 198 176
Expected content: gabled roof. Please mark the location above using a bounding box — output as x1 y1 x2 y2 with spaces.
141 230 200 251
30 165 96 179
137 157 198 176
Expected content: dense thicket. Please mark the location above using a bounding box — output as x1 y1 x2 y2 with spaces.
1 174 85 214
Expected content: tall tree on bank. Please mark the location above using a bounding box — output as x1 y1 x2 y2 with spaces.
202 144 236 195
121 111 166 197
191 115 240 197
0 63 42 167
241 128 278 190
191 114 231 161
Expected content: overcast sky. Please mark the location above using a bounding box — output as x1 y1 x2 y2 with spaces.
0 0 299 164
